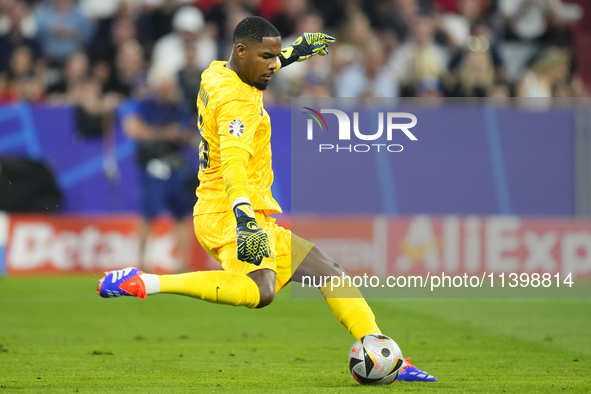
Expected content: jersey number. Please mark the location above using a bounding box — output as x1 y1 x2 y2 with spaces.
199 139 210 170
198 113 210 170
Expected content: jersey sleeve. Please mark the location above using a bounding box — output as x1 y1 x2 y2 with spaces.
217 98 261 157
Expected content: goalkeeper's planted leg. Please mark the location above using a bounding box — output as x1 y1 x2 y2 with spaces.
292 246 381 342
291 245 437 382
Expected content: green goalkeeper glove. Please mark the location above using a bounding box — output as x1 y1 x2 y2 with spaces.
276 32 336 70
234 202 271 265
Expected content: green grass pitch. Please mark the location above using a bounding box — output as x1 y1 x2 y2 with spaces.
0 276 590 393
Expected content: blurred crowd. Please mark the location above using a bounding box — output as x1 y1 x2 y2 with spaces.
0 0 589 121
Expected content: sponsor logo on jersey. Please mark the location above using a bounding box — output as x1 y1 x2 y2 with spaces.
229 119 245 137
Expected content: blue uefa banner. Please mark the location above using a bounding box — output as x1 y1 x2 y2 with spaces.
0 102 578 215
0 104 292 214
290 98 575 216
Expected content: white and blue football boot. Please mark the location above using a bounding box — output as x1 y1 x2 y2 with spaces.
396 358 437 382
98 267 147 299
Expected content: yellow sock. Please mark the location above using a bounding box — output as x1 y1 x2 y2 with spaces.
157 271 260 308
321 280 381 342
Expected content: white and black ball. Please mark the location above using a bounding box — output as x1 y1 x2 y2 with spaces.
348 334 404 385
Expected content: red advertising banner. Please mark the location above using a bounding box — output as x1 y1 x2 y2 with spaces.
292 216 383 277
4 214 216 275
389 216 591 278
3 214 591 278
294 215 591 278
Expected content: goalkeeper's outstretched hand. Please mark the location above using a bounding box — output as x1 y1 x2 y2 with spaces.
234 203 271 265
277 33 336 70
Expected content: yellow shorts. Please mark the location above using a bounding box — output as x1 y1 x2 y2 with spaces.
193 211 314 293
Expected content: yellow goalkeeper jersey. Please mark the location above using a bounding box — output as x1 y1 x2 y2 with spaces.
194 61 281 215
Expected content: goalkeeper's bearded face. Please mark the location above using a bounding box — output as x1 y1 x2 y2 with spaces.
237 36 282 91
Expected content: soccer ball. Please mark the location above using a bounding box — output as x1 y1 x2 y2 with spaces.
348 334 404 385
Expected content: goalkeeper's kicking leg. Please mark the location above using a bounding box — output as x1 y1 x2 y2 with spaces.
98 207 280 309
98 266 277 309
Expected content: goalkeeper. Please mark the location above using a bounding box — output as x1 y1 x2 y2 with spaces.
98 16 435 383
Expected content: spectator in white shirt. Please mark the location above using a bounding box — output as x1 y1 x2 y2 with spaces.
336 40 399 98
389 13 448 94
441 0 483 49
499 0 582 42
151 6 217 74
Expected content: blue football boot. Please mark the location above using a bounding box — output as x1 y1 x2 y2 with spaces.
98 267 147 299
396 358 437 382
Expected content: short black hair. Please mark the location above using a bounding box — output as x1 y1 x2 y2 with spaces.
233 16 280 43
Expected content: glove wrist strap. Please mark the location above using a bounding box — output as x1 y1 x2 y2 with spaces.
233 202 256 221
278 54 298 68
278 54 297 69
231 197 250 209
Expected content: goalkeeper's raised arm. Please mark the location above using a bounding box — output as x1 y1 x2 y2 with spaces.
274 32 336 71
